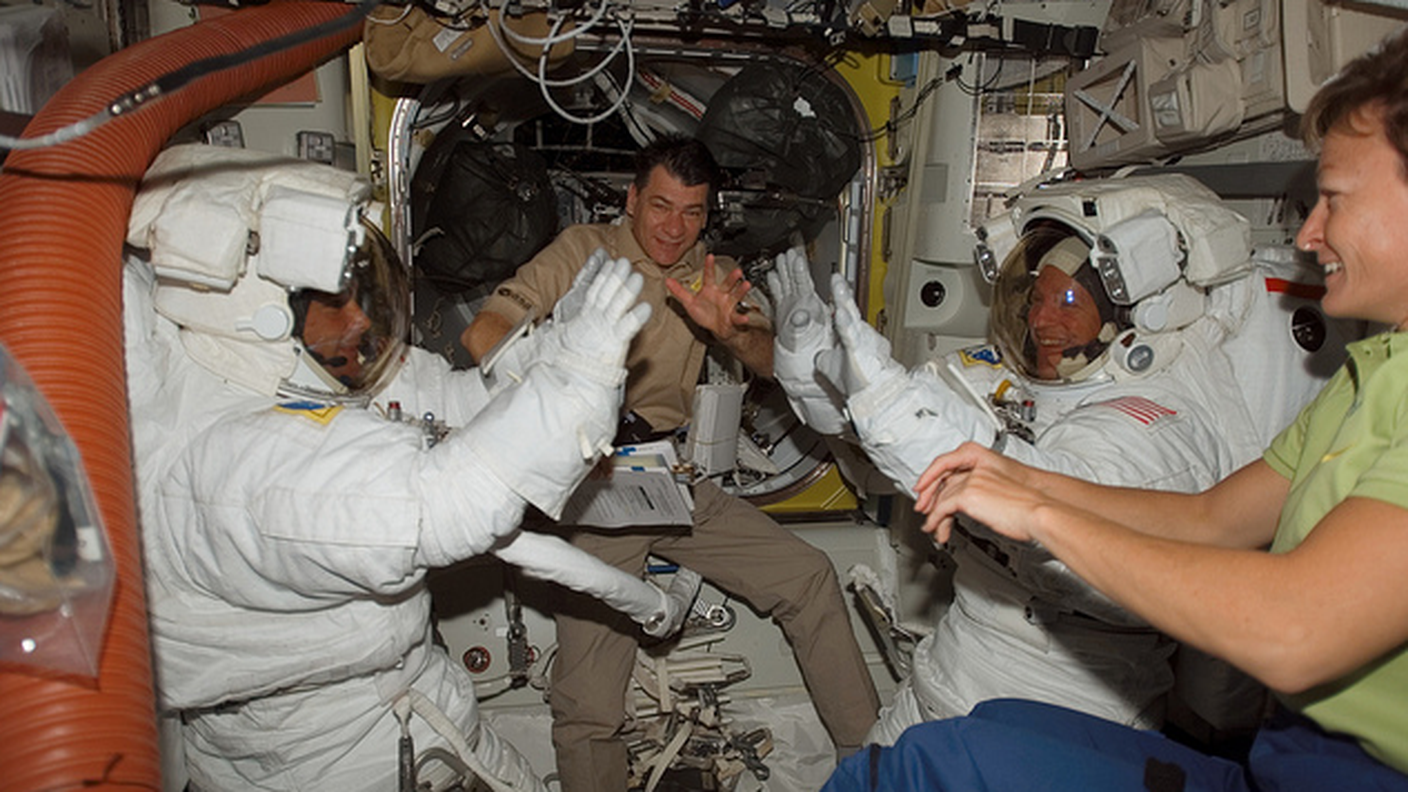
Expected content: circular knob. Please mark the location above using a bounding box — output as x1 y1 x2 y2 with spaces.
463 646 492 674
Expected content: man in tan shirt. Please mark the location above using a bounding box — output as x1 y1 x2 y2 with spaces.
463 134 879 791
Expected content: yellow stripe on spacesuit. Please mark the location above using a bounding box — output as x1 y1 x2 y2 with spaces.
273 402 343 425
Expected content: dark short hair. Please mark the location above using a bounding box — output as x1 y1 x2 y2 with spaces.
1302 26 1408 176
633 134 722 194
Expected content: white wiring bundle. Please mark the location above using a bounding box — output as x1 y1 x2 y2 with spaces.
483 0 637 125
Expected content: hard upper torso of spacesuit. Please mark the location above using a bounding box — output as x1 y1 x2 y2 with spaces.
929 321 1257 626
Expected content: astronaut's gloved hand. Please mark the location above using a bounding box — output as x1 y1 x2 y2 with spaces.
766 248 848 435
552 247 609 323
543 256 652 387
817 274 907 398
643 566 703 639
479 316 540 396
460 257 650 519
769 247 833 357
481 249 617 395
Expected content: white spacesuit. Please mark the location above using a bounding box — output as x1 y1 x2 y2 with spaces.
123 144 699 792
771 174 1354 745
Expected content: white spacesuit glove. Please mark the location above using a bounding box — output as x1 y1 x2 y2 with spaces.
766 248 848 435
822 276 997 491
540 256 652 387
460 257 651 518
643 566 703 639
480 248 612 394
552 247 609 323
816 274 908 398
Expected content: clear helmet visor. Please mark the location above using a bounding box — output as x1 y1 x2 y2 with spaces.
990 222 1121 383
286 220 409 403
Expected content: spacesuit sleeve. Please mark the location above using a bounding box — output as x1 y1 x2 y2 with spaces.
168 365 614 606
490 529 668 626
846 366 1000 492
162 406 499 606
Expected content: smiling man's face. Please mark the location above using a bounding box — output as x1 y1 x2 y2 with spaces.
626 165 709 268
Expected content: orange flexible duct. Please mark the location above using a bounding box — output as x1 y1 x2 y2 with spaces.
0 4 360 789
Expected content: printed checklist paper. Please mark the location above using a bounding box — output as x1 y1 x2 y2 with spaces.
561 440 694 528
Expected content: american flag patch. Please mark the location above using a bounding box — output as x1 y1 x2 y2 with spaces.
1096 396 1177 425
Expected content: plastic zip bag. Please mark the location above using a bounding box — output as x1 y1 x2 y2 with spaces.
0 343 114 678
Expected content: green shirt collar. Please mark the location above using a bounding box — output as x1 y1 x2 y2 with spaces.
1345 331 1408 393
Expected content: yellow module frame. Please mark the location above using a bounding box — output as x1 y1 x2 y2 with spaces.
764 51 903 516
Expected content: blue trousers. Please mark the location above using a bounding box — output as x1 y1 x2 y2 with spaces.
822 699 1408 792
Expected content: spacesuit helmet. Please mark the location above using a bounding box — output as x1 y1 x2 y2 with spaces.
281 220 409 402
976 174 1253 383
990 221 1124 382
129 144 410 405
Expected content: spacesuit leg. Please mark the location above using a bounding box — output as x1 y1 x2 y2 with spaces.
409 650 548 792
866 681 930 747
467 720 544 792
548 531 656 792
824 699 1251 792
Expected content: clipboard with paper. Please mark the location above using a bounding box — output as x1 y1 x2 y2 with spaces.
560 440 695 528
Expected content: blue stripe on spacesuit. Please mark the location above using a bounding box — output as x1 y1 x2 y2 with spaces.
274 401 343 425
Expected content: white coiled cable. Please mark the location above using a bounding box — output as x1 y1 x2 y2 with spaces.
482 0 637 125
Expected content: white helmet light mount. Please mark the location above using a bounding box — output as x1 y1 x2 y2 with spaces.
1091 210 1182 305
256 185 366 296
973 213 1018 284
235 303 297 342
978 173 1251 383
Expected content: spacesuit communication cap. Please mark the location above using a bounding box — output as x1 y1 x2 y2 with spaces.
990 222 1123 383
